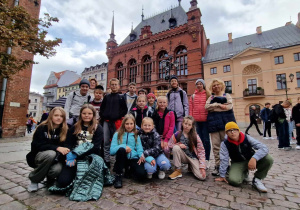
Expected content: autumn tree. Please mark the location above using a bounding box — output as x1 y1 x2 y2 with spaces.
0 0 62 78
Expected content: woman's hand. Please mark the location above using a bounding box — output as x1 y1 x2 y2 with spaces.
125 146 132 153
215 177 228 183
137 155 145 165
56 147 70 155
161 141 168 149
219 104 227 110
179 143 187 149
150 159 156 166
200 168 206 178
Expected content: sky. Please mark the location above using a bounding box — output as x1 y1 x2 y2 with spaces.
30 0 299 94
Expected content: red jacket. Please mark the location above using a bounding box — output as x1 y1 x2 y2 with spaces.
189 90 208 122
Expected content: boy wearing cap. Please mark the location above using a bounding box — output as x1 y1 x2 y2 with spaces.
65 79 92 124
215 122 273 193
167 75 189 131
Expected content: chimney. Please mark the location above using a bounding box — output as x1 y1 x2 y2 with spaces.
206 38 210 45
256 26 262 34
285 21 292 26
228 33 232 43
297 12 300 28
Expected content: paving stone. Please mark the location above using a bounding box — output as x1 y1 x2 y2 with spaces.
0 194 14 205
235 197 262 208
131 201 153 210
274 189 296 196
0 178 10 185
110 205 135 210
13 191 36 201
187 199 210 210
206 196 229 208
272 199 300 209
117 196 136 205
284 187 300 194
168 194 189 204
94 199 117 209
262 205 289 210
0 201 27 210
170 202 196 210
230 202 258 210
0 182 18 190
70 202 96 210
23 195 44 206
182 191 206 201
210 207 231 210
56 197 76 208
178 184 198 192
5 186 26 195
217 193 235 202
34 200 58 210
286 196 300 203
151 197 172 208
230 190 250 198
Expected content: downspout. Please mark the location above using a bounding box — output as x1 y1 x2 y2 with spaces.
0 0 20 138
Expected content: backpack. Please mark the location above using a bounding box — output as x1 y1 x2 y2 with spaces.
27 119 32 125
167 89 185 117
269 108 278 123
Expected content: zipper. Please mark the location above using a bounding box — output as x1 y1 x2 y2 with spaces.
238 145 246 160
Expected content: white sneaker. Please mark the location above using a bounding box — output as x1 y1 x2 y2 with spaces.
252 178 267 193
27 182 38 192
269 137 275 140
263 137 269 140
205 160 210 170
147 174 153 179
290 141 296 145
296 145 300 150
158 171 165 179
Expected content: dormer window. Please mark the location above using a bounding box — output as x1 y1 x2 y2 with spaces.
169 18 177 28
130 34 136 41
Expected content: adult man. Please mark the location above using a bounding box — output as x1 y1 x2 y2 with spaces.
292 97 300 150
245 106 263 136
124 82 137 112
64 79 92 124
260 103 274 139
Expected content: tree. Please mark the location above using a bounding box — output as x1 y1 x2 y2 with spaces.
0 0 62 78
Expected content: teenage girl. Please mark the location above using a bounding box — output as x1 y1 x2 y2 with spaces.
130 95 153 129
168 116 206 181
110 114 146 188
27 107 68 192
139 117 171 179
56 104 103 188
152 96 175 157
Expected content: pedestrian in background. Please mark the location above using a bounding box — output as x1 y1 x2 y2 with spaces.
245 106 263 136
260 103 274 139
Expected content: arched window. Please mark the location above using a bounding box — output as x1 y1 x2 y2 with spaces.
175 46 188 76
158 51 169 79
116 62 124 86
143 55 152 82
128 59 137 83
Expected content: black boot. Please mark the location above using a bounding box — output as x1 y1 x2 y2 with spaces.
212 166 220 176
114 174 122 188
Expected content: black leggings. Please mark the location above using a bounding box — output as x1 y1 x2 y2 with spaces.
56 165 77 188
113 147 146 181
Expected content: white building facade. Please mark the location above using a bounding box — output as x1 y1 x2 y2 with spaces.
28 92 44 122
81 62 108 90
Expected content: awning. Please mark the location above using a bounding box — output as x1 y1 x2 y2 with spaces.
46 97 67 108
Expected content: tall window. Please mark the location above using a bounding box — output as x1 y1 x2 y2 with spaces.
296 72 300 87
224 81 232 93
101 73 104 80
274 56 284 64
95 74 97 79
180 83 187 93
116 62 124 86
223 65 231 73
175 46 188 76
34 106 37 110
158 51 169 79
247 79 257 94
210 67 217 75
129 59 137 83
276 73 286 90
294 52 300 61
34 99 37 103
143 55 152 82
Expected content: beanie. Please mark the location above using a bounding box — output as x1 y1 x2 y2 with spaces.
195 79 205 89
225 122 240 132
147 93 156 100
79 79 90 87
169 75 178 83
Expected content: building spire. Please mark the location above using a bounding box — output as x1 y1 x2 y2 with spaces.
109 11 116 41
141 5 144 21
189 0 198 11
178 0 181 6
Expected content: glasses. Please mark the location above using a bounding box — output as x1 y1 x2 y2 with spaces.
227 129 239 133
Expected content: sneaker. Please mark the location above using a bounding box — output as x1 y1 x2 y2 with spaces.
168 169 182 180
212 166 220 176
290 141 296 145
158 171 165 179
114 174 122 188
252 178 268 193
263 137 269 140
147 173 153 179
296 145 300 150
278 147 284 150
243 172 251 182
27 182 38 192
205 160 210 170
269 137 275 140
284 146 292 151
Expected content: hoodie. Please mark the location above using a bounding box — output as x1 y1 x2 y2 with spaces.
65 90 92 119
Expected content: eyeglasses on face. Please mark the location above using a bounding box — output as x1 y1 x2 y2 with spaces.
227 129 239 133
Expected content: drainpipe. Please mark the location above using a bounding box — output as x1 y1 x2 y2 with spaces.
0 0 20 138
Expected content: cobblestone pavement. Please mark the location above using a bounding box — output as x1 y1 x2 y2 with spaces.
0 129 300 210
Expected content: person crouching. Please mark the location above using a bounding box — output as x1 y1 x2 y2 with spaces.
215 122 273 193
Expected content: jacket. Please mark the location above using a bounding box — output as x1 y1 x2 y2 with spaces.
249 109 258 122
272 104 286 123
167 87 189 118
138 129 163 163
169 131 206 169
110 132 144 159
189 89 208 122
152 109 175 142
100 93 127 121
65 90 92 119
130 106 153 128
292 103 300 124
260 107 270 122
124 92 137 112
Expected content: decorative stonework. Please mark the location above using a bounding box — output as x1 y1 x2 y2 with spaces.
242 64 262 75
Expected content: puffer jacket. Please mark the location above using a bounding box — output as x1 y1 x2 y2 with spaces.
110 132 143 159
138 129 163 163
167 87 189 118
189 89 208 122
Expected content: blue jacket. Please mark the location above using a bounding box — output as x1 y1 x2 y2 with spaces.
260 107 270 122
110 132 143 159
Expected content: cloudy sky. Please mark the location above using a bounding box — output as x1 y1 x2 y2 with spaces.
30 0 299 94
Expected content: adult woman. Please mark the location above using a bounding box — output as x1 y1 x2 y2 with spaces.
89 78 98 97
205 79 235 176
189 79 211 168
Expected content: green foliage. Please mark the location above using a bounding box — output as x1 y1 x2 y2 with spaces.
0 0 62 77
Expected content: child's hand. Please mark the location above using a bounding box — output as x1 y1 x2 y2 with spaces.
125 146 131 153
137 156 145 165
219 104 227 110
161 141 168 149
296 123 300 127
248 157 257 171
215 177 228 183
150 159 156 166
200 168 206 178
179 144 187 149
57 147 70 155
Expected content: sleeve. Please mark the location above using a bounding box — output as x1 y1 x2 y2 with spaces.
247 135 269 161
168 133 177 149
136 136 144 158
83 125 103 157
260 109 265 121
31 126 58 152
99 95 107 120
164 111 175 142
110 132 125 155
196 135 206 169
225 93 233 110
120 95 128 118
292 106 300 124
189 95 193 116
183 91 189 117
205 96 219 111
219 142 230 178
143 132 162 158
64 92 73 119
145 156 155 163
64 126 77 150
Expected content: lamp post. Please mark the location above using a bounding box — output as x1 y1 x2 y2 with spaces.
276 73 294 99
161 56 179 81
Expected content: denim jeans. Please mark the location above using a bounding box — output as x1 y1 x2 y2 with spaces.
144 153 171 174
277 120 290 148
196 122 211 160
288 121 294 141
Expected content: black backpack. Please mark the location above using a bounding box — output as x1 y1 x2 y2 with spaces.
269 108 278 123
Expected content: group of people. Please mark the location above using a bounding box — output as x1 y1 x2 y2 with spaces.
28 75 298 201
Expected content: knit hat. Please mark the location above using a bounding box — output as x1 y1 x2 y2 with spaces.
195 79 205 89
169 75 178 83
225 122 240 132
79 79 90 87
147 93 156 100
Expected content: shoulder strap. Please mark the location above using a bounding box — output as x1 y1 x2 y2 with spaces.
87 95 91 103
167 92 170 101
179 90 184 108
72 91 76 99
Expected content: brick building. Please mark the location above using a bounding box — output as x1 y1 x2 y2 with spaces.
106 0 208 95
0 0 41 137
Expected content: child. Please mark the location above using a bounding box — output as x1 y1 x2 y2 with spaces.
147 93 157 110
215 122 273 193
152 96 175 157
168 116 206 180
110 114 146 188
27 107 69 192
124 82 137 113
130 95 153 130
138 89 147 96
139 117 171 179
100 78 127 168
91 85 104 121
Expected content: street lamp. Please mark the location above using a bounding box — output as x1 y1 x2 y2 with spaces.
161 56 179 81
276 73 294 99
